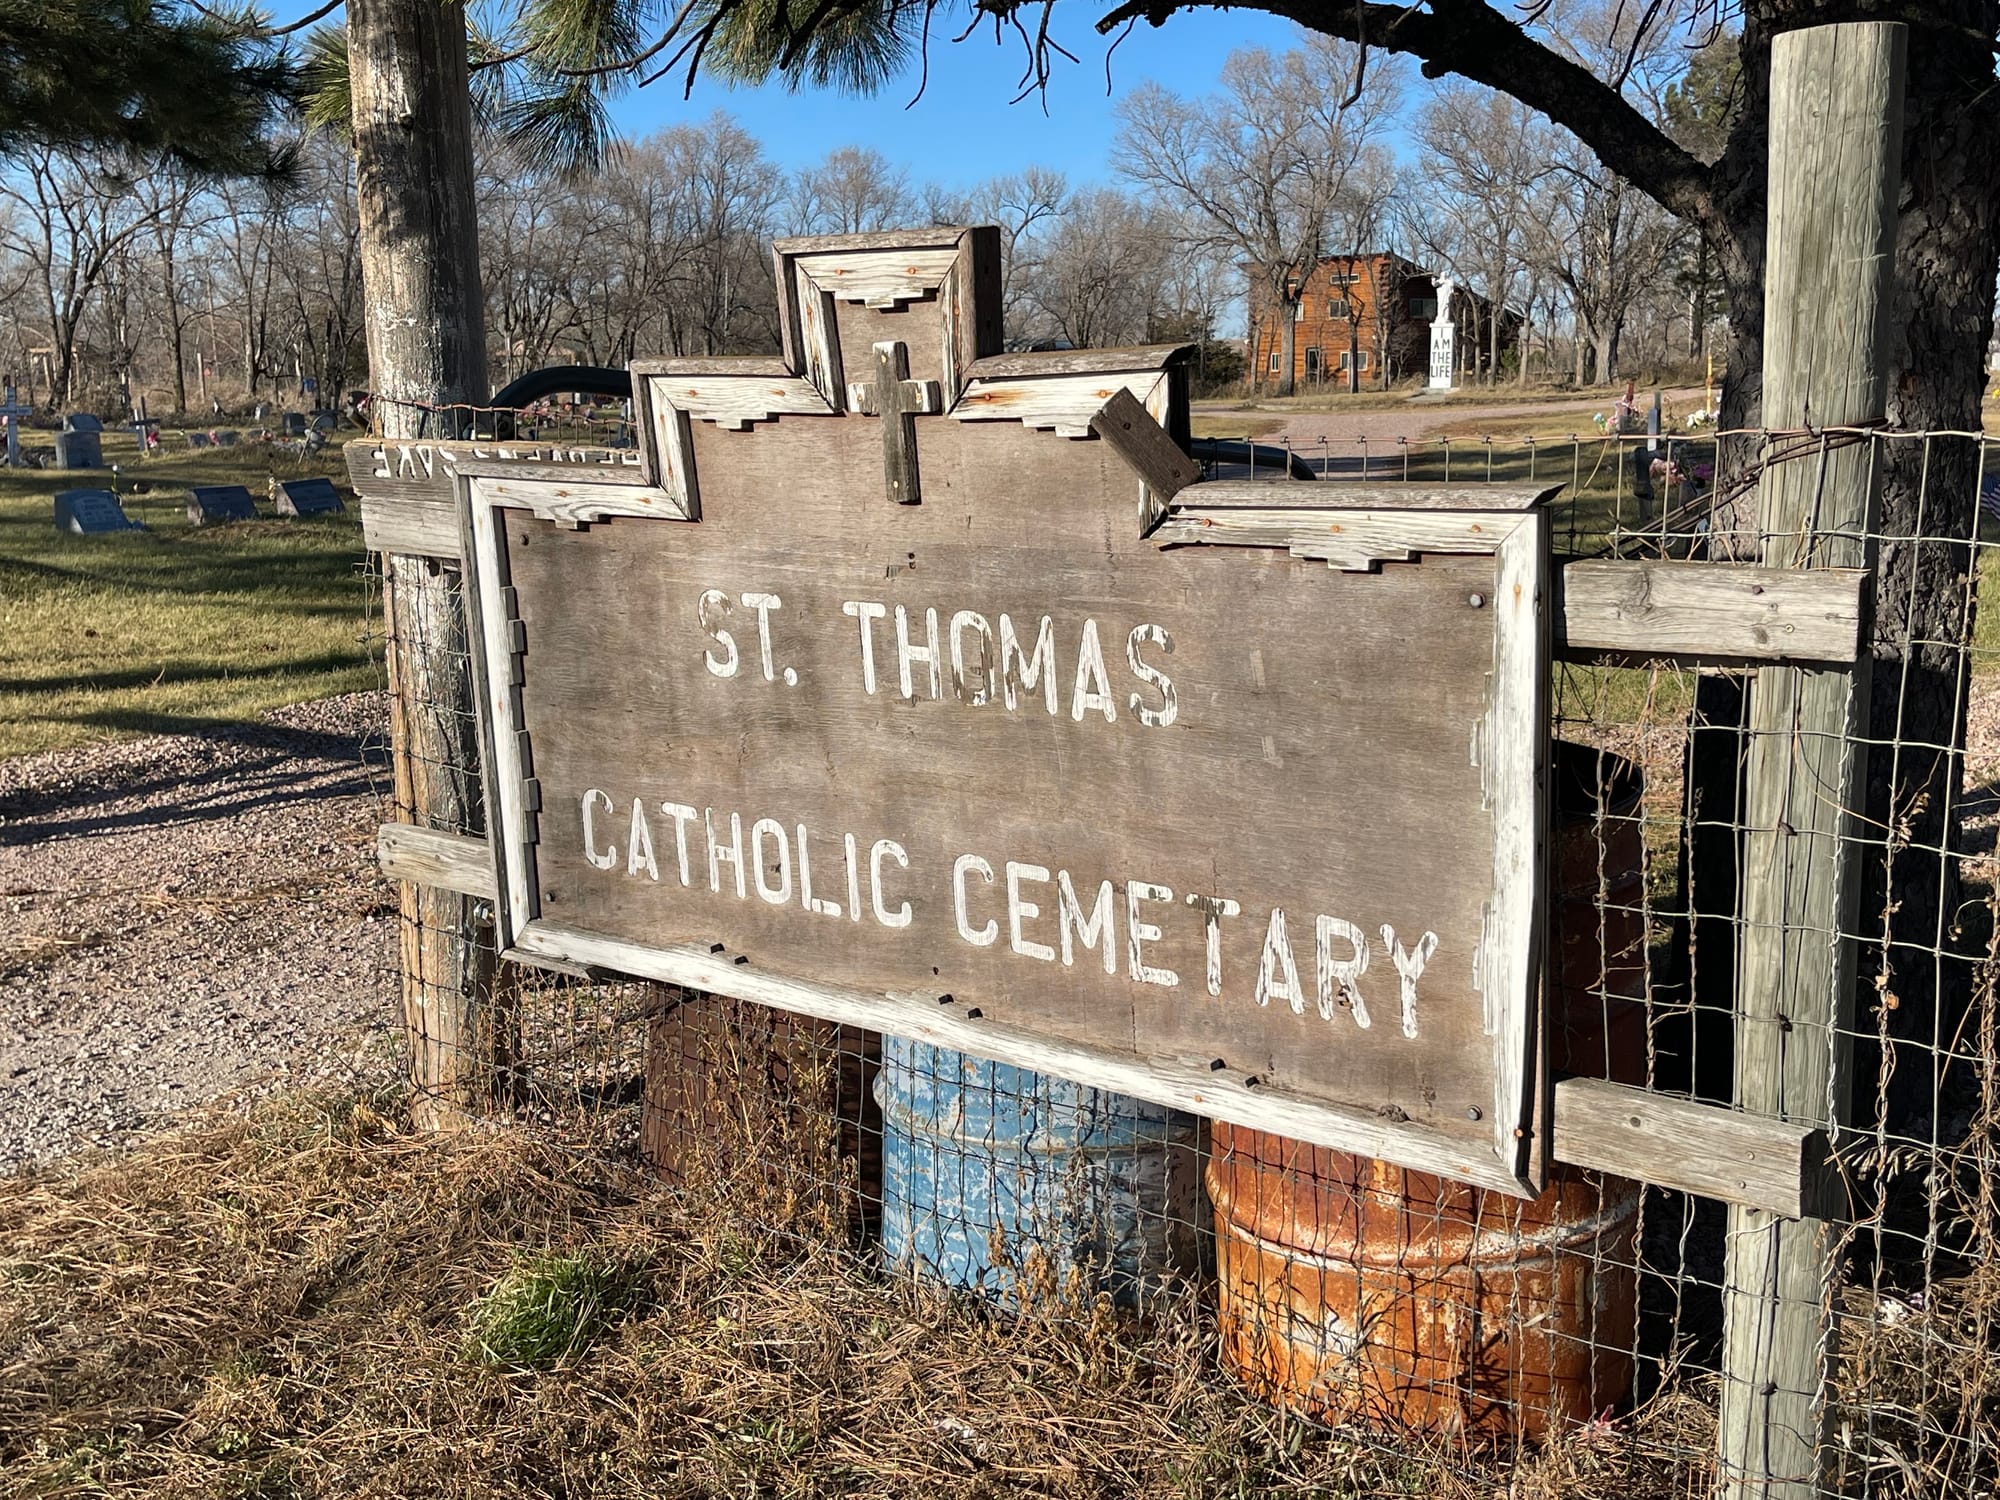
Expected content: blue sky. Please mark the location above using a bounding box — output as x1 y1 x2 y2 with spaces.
270 3 1302 190
602 11 1304 186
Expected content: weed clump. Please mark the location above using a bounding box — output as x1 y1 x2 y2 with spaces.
465 1252 637 1370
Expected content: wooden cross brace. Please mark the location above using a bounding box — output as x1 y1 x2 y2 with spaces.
847 339 942 505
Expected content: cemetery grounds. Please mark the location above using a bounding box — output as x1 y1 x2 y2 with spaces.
2 418 1999 1496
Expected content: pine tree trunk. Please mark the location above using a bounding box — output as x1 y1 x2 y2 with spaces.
348 0 498 1130
349 0 485 438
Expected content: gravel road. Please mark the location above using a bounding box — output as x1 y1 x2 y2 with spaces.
0 693 398 1172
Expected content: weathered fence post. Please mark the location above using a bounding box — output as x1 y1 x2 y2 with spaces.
350 0 501 1129
381 555 503 1128
1716 22 1904 1499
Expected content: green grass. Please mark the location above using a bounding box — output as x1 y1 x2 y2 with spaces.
465 1251 640 1370
0 429 375 758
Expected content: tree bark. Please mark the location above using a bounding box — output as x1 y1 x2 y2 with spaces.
348 0 498 1129
1276 292 1297 397
349 0 486 439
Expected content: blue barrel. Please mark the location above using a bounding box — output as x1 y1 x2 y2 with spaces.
876 1037 1202 1306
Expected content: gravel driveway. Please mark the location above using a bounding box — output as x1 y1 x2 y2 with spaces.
0 693 398 1171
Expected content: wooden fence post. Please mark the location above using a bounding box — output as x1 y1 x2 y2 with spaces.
349 0 501 1130
1716 22 1904 1499
382 553 503 1129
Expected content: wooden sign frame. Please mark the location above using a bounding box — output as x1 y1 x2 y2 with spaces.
440 231 1553 1195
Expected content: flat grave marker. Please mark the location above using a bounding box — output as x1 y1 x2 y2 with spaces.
186 484 259 525
216 429 241 447
273 477 345 516
55 487 141 534
185 431 211 450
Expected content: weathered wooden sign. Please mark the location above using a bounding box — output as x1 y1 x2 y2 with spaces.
441 227 1553 1194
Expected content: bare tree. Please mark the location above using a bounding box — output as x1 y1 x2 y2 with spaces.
1018 188 1171 349
208 174 289 400
655 115 783 356
786 146 912 235
1410 82 1553 386
0 149 161 407
1514 0 1684 386
1114 36 1400 397
921 168 1070 339
133 164 208 412
273 138 367 402
479 155 581 381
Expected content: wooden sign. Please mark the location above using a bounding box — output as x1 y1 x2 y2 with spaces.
448 227 1552 1194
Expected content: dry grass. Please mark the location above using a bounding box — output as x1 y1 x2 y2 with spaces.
2 1087 1725 1500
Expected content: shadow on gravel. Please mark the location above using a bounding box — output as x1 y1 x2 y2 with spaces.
0 720 391 847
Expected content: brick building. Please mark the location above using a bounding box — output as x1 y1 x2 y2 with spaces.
1246 253 1520 392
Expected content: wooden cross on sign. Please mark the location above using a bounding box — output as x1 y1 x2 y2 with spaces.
848 340 942 504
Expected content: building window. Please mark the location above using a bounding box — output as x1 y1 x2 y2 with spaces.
1337 351 1374 374
1409 296 1438 319
1327 298 1351 321
1268 350 1280 373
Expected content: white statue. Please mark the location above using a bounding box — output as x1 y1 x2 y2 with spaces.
1428 276 1457 391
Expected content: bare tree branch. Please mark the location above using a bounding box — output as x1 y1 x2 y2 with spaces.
1093 0 1717 234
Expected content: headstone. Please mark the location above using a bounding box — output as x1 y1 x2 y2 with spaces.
280 411 308 438
402 226 1555 1197
186 431 211 449
0 385 30 468
55 413 103 469
55 487 141 534
1427 276 1457 392
272 477 344 517
216 429 240 447
187 484 258 525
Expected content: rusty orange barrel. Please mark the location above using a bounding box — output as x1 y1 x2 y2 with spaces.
642 988 881 1233
1209 743 1647 1442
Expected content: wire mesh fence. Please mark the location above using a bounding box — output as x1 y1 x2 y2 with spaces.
364 421 2000 1497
